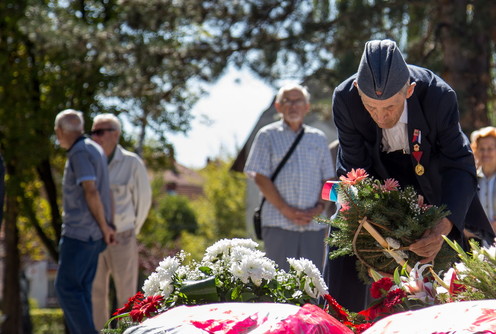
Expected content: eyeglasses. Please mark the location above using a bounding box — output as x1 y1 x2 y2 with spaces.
280 99 307 107
90 128 116 136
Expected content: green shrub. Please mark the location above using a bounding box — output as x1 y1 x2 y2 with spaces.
31 308 64 334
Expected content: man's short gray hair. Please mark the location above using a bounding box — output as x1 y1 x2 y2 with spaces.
93 113 122 133
275 83 310 104
54 109 84 132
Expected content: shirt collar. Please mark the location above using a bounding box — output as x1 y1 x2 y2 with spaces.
110 145 124 163
280 119 304 132
67 135 86 152
399 101 408 124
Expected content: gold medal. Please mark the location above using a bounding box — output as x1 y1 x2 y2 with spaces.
415 164 424 176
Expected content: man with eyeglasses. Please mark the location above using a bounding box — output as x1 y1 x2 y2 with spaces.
244 83 334 272
53 109 115 334
90 113 152 330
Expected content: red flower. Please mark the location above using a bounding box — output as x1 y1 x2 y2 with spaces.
449 270 466 297
323 294 349 322
339 168 369 185
358 304 389 321
370 277 394 299
113 291 144 316
383 288 406 308
129 295 164 322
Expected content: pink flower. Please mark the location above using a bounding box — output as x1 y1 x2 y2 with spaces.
417 195 433 210
340 202 350 212
401 263 435 303
381 178 400 191
339 168 369 185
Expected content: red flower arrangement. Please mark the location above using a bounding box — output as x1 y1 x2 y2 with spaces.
359 278 407 321
109 292 164 324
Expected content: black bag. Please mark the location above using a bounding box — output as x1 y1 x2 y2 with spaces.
253 207 263 240
252 128 305 241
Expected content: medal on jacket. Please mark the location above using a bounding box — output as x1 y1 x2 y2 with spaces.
415 163 424 175
412 131 424 176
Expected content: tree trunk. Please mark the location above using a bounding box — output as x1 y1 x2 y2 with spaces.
1 188 22 333
436 0 491 133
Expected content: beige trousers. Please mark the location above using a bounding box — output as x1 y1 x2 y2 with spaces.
92 229 138 330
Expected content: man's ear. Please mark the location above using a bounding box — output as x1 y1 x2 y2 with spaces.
406 82 416 99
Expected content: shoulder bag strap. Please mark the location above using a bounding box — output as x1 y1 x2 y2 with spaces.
259 126 305 209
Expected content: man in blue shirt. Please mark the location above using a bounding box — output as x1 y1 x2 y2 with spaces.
54 109 115 334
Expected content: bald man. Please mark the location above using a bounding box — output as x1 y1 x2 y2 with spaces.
54 109 115 334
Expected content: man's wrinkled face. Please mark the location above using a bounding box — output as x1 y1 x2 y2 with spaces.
275 89 310 127
91 121 119 154
355 82 416 129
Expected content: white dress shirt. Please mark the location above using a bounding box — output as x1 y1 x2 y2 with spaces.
382 103 410 153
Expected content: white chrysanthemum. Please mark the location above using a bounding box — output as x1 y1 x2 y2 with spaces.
142 272 161 296
303 278 318 298
142 255 182 298
230 247 265 263
287 258 328 297
203 238 259 262
156 256 181 279
158 279 174 297
231 257 276 286
230 262 250 284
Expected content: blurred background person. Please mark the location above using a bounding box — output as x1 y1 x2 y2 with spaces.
54 109 115 334
244 83 334 272
471 126 496 234
90 113 152 330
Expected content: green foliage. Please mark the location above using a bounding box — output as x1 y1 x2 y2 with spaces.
140 194 198 246
195 160 247 238
441 238 496 301
30 308 64 334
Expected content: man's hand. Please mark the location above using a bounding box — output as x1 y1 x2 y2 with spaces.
409 217 453 263
280 202 325 226
102 225 117 245
280 206 315 225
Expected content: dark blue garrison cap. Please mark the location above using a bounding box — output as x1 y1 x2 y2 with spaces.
356 39 410 100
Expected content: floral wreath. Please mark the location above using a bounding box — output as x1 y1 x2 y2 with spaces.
323 168 457 281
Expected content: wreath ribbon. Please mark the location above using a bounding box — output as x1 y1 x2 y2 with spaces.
354 217 412 273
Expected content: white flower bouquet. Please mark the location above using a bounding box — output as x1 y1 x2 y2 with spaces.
104 238 328 333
